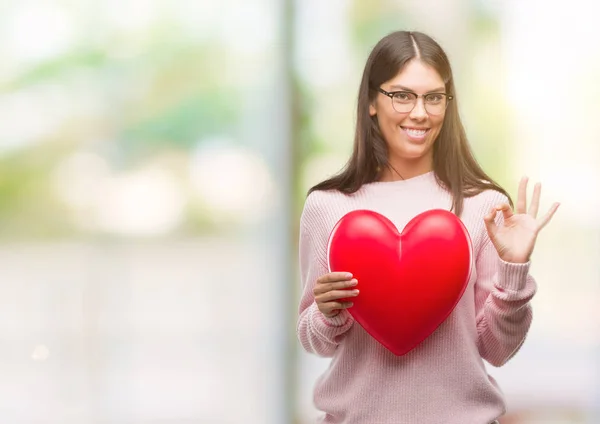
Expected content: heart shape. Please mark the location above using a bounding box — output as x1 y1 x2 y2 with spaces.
327 209 472 356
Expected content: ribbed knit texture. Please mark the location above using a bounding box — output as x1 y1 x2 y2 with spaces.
297 171 536 424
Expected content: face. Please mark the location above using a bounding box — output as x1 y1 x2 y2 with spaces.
369 59 447 171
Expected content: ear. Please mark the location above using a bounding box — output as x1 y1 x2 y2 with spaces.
369 102 377 116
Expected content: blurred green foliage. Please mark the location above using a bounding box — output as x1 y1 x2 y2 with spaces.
0 2 516 240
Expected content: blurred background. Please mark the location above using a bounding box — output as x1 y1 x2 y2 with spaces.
0 0 598 423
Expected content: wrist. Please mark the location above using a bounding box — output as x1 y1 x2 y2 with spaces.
501 256 529 264
318 309 350 327
499 251 530 264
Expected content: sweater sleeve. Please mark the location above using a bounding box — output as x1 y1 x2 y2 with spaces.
474 197 538 367
296 193 354 357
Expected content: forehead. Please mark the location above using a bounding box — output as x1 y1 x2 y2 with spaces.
384 59 444 91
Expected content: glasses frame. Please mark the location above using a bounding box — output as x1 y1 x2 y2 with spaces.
377 87 454 115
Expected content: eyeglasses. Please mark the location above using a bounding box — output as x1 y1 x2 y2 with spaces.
377 87 453 115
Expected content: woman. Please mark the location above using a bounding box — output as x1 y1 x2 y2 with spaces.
297 30 559 424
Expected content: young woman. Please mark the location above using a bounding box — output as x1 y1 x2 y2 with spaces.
297 30 559 424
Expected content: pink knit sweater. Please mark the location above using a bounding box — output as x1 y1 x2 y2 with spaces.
297 171 536 424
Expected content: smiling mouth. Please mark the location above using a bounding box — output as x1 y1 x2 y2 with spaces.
401 127 430 140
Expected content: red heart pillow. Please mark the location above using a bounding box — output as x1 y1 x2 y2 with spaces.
327 209 472 355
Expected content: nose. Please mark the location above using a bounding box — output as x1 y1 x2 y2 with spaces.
409 97 427 120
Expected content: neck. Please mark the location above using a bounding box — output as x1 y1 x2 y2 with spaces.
378 157 433 182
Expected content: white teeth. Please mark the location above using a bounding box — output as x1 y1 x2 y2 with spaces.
405 128 427 136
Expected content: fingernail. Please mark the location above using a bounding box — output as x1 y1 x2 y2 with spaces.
345 272 353 278
350 279 358 285
353 290 359 295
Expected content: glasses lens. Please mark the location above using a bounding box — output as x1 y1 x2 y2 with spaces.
425 103 445 115
424 94 447 115
391 92 416 113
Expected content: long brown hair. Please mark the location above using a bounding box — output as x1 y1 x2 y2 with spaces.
308 30 511 216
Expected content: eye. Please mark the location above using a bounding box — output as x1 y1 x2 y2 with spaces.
425 94 444 103
392 92 414 102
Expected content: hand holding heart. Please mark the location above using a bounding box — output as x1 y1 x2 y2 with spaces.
313 272 359 318
484 176 560 264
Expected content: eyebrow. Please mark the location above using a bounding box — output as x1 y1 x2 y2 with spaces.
389 84 446 93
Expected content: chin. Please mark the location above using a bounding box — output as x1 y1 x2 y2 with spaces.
398 144 432 160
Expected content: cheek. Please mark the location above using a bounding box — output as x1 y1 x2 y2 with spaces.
382 112 406 130
378 111 403 134
429 118 445 139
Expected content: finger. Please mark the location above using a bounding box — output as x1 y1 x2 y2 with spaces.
322 301 354 316
483 206 498 240
313 279 358 296
538 202 560 230
516 176 529 214
316 272 353 285
316 289 359 304
528 182 541 218
496 203 514 221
